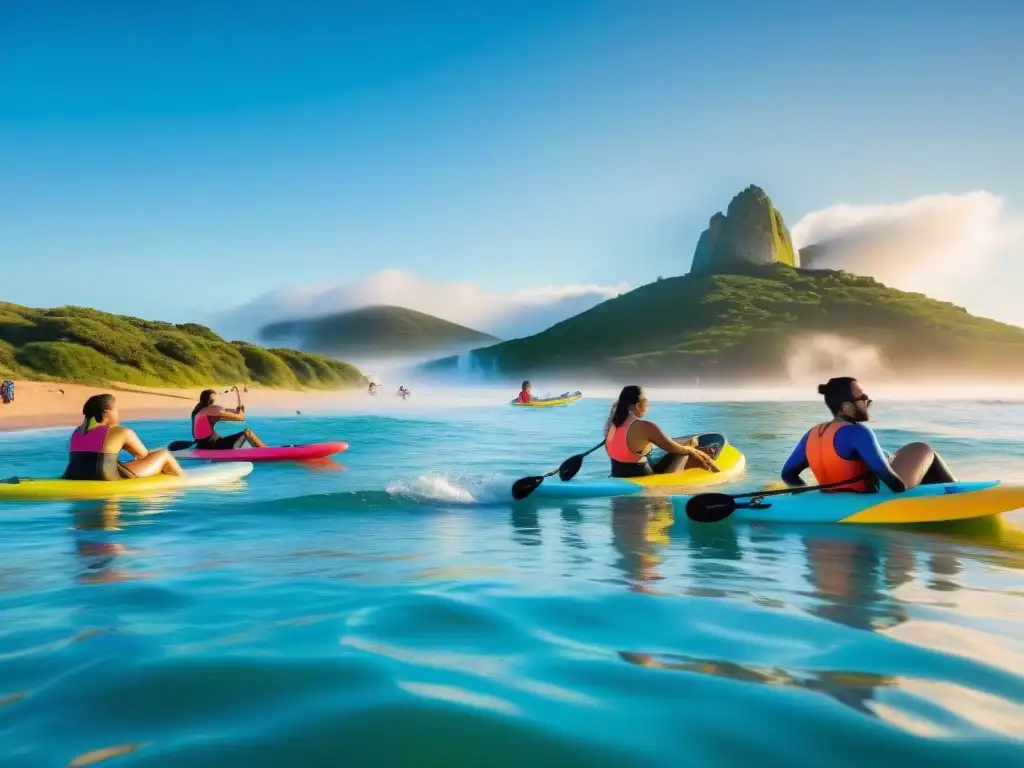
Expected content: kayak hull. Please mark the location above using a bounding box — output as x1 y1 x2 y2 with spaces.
511 391 582 408
171 442 348 462
674 481 1024 525
524 433 745 500
0 462 254 502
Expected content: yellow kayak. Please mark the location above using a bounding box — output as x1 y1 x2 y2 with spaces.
511 391 583 408
626 435 745 489
0 462 254 502
525 433 745 499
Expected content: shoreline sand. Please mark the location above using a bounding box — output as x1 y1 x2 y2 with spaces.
0 380 358 433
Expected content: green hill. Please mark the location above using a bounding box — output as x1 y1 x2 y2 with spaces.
0 301 364 390
260 305 498 356
426 264 1024 382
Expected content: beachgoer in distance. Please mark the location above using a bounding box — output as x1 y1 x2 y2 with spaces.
781 376 956 492
516 381 532 404
605 385 720 478
63 394 184 480
191 389 266 449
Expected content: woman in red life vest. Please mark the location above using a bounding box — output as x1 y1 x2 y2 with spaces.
604 385 719 478
781 377 956 492
515 381 532 404
63 394 184 481
190 389 266 450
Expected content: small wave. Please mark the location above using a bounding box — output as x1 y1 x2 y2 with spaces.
385 472 513 506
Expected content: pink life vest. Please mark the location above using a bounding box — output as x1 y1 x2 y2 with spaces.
192 407 218 440
605 415 651 464
69 424 109 453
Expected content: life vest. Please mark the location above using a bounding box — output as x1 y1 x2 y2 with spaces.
516 391 530 403
806 421 872 493
192 407 216 440
605 415 652 464
69 424 109 453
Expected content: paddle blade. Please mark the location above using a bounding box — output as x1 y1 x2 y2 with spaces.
511 475 545 501
558 454 585 482
167 440 195 452
684 493 738 523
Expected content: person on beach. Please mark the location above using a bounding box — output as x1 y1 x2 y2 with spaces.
780 376 957 492
604 385 720 478
515 381 532 404
63 394 184 480
190 389 266 449
1 379 13 404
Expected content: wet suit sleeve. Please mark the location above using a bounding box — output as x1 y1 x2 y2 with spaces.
834 423 907 492
780 430 811 486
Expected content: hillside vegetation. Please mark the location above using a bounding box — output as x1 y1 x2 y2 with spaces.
260 305 497 356
0 301 364 389
429 265 1024 382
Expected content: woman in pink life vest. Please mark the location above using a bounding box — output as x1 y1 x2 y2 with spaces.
63 394 184 481
604 385 719 478
190 389 266 450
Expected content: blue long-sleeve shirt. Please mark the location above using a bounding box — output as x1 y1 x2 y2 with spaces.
781 422 906 492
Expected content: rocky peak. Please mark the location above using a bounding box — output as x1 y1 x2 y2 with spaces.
690 185 799 275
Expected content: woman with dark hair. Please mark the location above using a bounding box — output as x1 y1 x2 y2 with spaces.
780 376 956 492
191 388 266 450
604 385 719 478
63 394 184 480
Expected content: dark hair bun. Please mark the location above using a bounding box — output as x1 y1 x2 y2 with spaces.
817 384 828 395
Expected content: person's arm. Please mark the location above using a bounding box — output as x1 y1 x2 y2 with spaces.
119 428 149 460
781 431 810 486
641 422 719 471
212 405 246 422
840 424 907 493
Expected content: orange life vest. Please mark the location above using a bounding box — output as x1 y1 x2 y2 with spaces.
805 421 872 493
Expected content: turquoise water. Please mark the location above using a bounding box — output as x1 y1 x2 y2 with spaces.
2 394 1024 766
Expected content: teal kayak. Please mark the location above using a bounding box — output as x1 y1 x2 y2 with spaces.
671 481 1024 525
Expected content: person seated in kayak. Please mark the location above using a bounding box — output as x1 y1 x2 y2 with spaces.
516 381 532 404
605 385 720 478
190 389 266 450
63 394 184 480
780 376 956 493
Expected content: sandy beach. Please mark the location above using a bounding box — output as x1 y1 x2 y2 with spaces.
0 380 357 433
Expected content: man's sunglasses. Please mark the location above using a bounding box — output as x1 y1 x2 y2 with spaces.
850 394 872 406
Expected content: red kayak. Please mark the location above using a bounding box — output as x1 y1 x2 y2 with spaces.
170 441 348 462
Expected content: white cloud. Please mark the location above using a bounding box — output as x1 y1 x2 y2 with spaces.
214 268 628 341
792 191 1024 300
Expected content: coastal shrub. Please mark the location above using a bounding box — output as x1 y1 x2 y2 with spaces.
236 344 299 388
176 322 223 342
37 316 148 367
270 347 364 389
0 299 364 390
0 339 19 376
155 333 202 367
15 342 152 386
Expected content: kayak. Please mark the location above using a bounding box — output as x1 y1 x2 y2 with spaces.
0 462 254 502
521 433 745 500
170 442 348 462
674 481 1024 525
511 391 582 408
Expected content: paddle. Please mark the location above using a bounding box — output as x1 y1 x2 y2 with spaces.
684 473 873 523
511 440 606 500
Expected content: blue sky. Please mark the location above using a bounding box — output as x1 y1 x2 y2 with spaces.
2 0 1023 329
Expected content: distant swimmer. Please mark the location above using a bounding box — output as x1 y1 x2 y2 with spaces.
190 388 266 450
397 386 411 400
515 380 532 404
781 376 956 492
63 394 184 481
604 385 719 478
